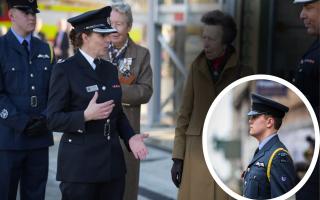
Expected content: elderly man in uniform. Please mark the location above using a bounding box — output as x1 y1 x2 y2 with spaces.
293 0 320 199
0 0 54 199
242 93 296 199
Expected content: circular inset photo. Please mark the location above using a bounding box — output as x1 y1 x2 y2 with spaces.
203 75 319 200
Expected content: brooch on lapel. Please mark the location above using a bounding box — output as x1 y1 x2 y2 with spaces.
254 161 265 168
37 54 50 59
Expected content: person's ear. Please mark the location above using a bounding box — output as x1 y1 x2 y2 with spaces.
266 117 274 128
82 33 89 43
8 9 15 22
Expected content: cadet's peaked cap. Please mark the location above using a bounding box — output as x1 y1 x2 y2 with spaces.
67 6 117 34
248 93 289 118
294 0 319 3
7 0 39 14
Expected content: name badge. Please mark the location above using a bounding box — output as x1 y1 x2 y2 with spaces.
86 85 99 93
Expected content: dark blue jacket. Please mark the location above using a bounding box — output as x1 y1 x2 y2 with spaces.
47 51 135 182
0 30 54 150
243 135 296 199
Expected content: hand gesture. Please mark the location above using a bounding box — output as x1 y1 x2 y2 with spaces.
129 133 149 160
84 92 115 121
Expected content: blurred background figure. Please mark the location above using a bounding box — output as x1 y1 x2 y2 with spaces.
33 17 46 41
53 18 69 60
171 10 252 200
107 2 153 200
292 1 319 200
0 25 7 36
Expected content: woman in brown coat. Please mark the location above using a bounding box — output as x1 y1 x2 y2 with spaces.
107 3 153 200
171 10 253 200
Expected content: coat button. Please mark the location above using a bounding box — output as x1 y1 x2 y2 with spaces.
68 139 72 142
44 67 48 70
31 86 35 90
30 73 34 78
77 129 83 133
299 68 303 72
102 86 106 91
11 67 15 71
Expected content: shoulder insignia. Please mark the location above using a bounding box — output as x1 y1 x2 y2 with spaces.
267 148 291 182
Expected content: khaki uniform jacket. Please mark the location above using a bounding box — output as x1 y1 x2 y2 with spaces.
172 51 253 200
107 38 153 200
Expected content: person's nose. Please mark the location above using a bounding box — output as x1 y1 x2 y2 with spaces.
300 7 306 20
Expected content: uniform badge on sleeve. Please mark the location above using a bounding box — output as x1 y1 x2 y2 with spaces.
0 109 8 119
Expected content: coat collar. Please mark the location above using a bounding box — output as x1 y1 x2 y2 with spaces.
74 51 101 82
74 51 113 86
248 134 280 166
6 29 42 61
197 50 238 82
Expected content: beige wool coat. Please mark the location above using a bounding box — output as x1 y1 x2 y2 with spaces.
107 38 153 200
172 51 253 200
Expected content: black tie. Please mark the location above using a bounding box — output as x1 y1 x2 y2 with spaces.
254 148 259 156
94 58 103 78
22 40 29 58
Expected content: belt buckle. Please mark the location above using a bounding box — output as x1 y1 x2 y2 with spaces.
30 96 37 107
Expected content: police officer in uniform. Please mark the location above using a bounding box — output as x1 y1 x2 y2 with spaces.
0 0 54 199
47 6 148 200
293 1 319 199
293 0 319 120
242 93 296 199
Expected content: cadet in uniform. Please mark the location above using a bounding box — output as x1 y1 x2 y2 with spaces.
242 93 296 199
47 6 148 200
293 1 319 199
0 0 54 199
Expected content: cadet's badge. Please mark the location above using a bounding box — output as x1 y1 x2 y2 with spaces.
281 176 287 182
255 162 265 167
0 109 8 119
37 54 50 59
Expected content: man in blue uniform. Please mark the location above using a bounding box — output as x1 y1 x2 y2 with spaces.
242 93 296 199
293 1 319 199
0 0 54 199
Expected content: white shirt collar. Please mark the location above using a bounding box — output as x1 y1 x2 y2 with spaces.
79 49 96 70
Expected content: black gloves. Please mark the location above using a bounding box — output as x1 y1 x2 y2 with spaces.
25 115 48 136
171 158 183 188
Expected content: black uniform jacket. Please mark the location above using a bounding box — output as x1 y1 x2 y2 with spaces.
0 30 54 150
293 39 319 119
47 51 134 182
243 135 296 199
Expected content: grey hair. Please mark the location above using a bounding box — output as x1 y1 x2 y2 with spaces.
111 2 133 27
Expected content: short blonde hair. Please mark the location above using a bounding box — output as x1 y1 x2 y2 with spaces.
111 2 133 27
